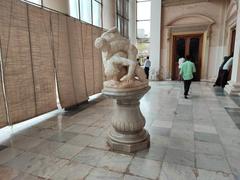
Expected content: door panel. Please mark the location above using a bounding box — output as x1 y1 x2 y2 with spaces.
172 34 203 81
173 38 185 80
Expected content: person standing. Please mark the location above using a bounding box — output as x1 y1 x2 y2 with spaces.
221 56 233 88
180 55 196 99
178 57 185 80
178 57 185 69
144 56 151 79
213 56 231 87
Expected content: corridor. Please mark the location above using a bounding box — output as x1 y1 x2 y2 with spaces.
0 81 239 180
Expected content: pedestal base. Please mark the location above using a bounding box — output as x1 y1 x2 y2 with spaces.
103 86 151 153
224 81 240 96
107 130 150 153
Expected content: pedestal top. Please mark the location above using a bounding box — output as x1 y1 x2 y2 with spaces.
102 85 151 99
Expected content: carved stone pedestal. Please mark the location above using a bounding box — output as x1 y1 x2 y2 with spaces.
102 86 150 153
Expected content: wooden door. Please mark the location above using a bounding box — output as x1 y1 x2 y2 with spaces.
172 34 203 81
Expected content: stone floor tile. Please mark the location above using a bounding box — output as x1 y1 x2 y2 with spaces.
53 144 84 160
67 134 94 147
82 126 105 137
10 135 43 151
168 137 195 153
85 167 123 180
128 157 161 179
18 127 57 139
194 125 217 134
197 169 235 180
124 174 149 180
0 148 23 165
5 152 40 172
195 141 225 155
11 172 41 180
51 161 93 180
194 132 221 143
29 140 64 156
227 156 240 177
152 121 173 128
170 128 194 141
148 127 171 137
224 145 240 159
97 151 132 173
24 154 68 178
48 131 79 143
64 124 88 134
135 143 167 161
196 153 231 173
151 135 169 147
164 148 195 167
88 136 110 150
0 165 19 179
73 147 107 166
159 162 196 180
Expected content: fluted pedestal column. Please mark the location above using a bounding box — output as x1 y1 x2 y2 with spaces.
102 86 150 153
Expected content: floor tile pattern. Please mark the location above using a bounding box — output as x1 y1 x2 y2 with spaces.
0 81 239 180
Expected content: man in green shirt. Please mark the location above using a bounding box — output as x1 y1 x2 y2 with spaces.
180 55 196 99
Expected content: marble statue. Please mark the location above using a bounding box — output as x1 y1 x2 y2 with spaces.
95 27 147 89
95 27 150 153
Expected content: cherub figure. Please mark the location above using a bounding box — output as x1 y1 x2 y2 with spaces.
95 27 147 88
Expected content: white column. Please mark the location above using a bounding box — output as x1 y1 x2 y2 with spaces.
149 0 161 80
102 0 116 30
225 1 240 95
129 0 137 44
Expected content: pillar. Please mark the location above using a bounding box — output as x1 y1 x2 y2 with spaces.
225 0 240 95
129 0 137 45
102 0 116 30
149 0 162 80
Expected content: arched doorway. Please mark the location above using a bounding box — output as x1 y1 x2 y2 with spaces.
172 34 203 81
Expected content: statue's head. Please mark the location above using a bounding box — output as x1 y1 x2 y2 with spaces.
95 37 110 52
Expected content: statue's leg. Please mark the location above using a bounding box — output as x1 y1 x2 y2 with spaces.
127 45 138 61
135 66 147 81
111 56 137 81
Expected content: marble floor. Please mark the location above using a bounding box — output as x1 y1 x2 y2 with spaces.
0 81 240 180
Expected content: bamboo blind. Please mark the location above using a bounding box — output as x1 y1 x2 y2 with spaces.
67 17 88 103
51 13 77 108
28 5 57 115
0 64 7 128
1 1 36 124
0 0 11 127
92 26 103 94
82 23 95 96
0 0 104 128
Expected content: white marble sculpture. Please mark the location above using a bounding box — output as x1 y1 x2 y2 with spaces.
95 27 148 89
95 27 150 153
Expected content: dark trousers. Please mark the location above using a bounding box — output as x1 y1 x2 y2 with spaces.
144 67 149 79
184 80 192 96
221 70 229 88
214 69 224 86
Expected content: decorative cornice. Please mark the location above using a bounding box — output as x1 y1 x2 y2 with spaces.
162 0 210 7
166 14 215 26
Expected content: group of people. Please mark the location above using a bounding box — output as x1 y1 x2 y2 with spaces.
140 54 232 99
